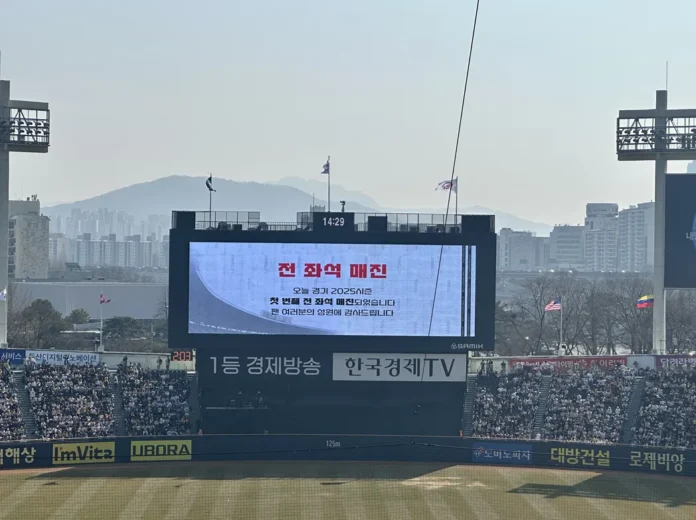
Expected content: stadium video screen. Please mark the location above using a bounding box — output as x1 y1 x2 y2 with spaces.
188 242 475 337
666 174 696 289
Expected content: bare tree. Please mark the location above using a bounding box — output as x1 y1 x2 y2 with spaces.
582 276 618 355
543 274 590 354
605 274 653 353
666 291 696 353
511 275 557 355
7 282 32 347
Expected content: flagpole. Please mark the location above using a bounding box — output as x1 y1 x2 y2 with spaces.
99 300 103 351
208 173 213 229
327 156 331 212
455 181 459 229
559 297 563 348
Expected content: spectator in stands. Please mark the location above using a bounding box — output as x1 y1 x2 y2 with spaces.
25 362 114 440
0 360 24 440
633 364 696 449
473 365 542 439
542 366 634 444
119 363 191 436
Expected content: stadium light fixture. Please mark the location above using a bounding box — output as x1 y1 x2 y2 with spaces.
0 78 50 347
616 91 696 355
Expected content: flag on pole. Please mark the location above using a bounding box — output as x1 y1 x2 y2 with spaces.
544 299 562 311
205 174 216 192
99 292 111 304
0 288 6 301
321 158 330 175
436 178 458 194
636 295 655 309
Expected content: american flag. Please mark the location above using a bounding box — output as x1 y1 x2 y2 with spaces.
99 292 111 304
544 299 562 311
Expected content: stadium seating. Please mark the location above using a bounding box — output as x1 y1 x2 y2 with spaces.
542 366 634 444
25 362 114 440
0 361 24 441
3 355 696 449
118 364 191 436
633 364 696 449
472 365 542 439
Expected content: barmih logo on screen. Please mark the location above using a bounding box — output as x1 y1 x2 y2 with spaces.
52 442 115 465
130 440 192 462
332 353 467 382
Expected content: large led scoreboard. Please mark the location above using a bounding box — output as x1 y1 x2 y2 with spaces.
169 211 496 436
169 212 496 352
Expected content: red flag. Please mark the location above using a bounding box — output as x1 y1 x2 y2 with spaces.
100 292 111 304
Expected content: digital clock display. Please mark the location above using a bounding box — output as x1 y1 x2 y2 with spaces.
312 212 355 231
323 216 345 226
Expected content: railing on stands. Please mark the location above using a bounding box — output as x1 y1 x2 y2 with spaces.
195 211 470 233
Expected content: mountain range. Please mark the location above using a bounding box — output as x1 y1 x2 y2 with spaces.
44 175 553 235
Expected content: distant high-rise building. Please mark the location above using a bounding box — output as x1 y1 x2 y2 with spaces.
10 213 50 279
498 228 534 271
49 233 72 267
8 197 50 280
549 225 585 270
618 202 654 272
584 203 619 272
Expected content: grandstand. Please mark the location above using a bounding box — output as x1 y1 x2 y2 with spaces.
0 352 695 449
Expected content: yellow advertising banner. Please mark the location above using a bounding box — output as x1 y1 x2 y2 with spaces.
130 440 192 462
52 442 115 465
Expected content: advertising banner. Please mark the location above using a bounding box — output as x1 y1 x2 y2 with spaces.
0 349 25 365
130 440 192 462
332 353 467 382
52 442 115 465
188 242 469 337
472 441 533 465
206 353 326 379
0 444 41 469
27 350 100 366
665 174 696 288
655 355 696 369
546 444 612 469
508 356 627 371
540 442 693 476
628 448 688 475
0 435 692 476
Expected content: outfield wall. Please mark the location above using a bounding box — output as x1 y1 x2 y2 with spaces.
0 435 693 478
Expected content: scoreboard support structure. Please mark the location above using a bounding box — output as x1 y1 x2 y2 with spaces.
617 91 696 354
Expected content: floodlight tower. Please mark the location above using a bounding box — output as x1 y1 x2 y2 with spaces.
0 79 50 347
617 90 696 354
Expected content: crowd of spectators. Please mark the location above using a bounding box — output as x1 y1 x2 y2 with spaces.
25 362 114 440
633 364 696 449
0 360 24 440
542 366 634 444
473 362 542 439
118 362 191 436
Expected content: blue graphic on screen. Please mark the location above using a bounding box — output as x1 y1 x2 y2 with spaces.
692 213 696 250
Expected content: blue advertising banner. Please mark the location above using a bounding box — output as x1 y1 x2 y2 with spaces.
0 435 693 477
0 349 25 365
472 441 533 465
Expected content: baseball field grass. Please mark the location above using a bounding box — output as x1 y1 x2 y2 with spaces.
0 461 693 520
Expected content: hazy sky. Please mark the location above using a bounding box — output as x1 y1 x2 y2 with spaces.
2 0 694 224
